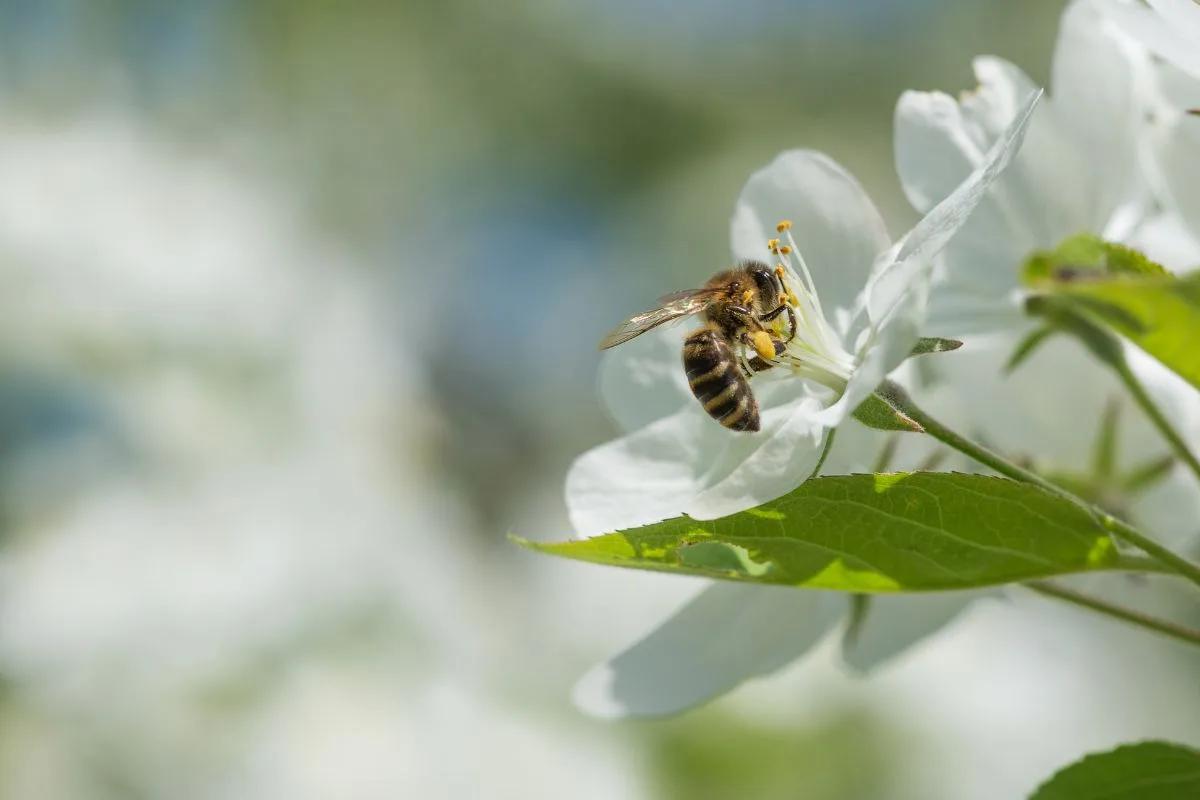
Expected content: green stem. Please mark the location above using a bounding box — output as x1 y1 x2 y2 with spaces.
1113 360 1200 488
879 381 1200 589
1025 580 1200 649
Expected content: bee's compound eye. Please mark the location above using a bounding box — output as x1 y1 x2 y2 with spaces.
750 266 777 299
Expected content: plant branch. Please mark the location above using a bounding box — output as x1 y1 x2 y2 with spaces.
1025 580 1200 649
1112 360 1200 488
878 380 1200 589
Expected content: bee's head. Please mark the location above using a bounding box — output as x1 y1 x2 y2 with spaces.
744 261 784 310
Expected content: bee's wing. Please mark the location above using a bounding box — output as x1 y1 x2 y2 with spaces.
598 288 719 350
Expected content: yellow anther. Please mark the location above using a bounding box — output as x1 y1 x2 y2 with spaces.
776 220 792 232
742 289 754 304
774 264 785 277
751 330 776 362
786 292 799 307
778 245 792 255
766 238 779 251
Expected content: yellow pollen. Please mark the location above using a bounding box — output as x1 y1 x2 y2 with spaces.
774 264 785 276
741 289 754 304
766 238 779 251
776 220 792 232
778 245 792 255
751 330 776 362
786 293 799 307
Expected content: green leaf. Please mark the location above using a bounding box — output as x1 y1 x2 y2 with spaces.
514 473 1132 592
1004 326 1054 374
1039 274 1200 391
851 393 924 433
1029 741 1200 800
909 337 963 357
1023 232 1169 283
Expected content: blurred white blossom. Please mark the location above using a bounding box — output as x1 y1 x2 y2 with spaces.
1100 0 1200 80
0 107 651 799
895 0 1200 334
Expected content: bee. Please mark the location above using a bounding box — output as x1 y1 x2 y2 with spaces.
599 260 796 432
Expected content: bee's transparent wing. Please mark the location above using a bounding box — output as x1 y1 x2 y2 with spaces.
598 289 718 349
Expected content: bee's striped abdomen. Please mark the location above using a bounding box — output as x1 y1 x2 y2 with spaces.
683 328 759 432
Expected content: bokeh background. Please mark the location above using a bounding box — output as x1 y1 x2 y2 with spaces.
0 1 1196 798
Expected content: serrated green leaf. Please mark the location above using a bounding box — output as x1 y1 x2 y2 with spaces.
1029 741 1200 800
1024 233 1169 283
514 473 1138 592
909 337 963 357
1046 274 1200 391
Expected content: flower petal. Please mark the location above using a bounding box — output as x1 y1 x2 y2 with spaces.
1051 0 1151 233
1099 0 1200 80
1158 110 1200 248
808 88 1041 424
566 380 831 536
842 590 990 673
597 326 692 434
573 582 844 718
730 150 890 320
890 86 1042 274
894 58 1040 215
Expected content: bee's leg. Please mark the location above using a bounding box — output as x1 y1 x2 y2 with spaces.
746 355 774 374
757 304 797 345
738 331 779 376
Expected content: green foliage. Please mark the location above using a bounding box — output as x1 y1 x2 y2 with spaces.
648 707 896 800
1029 741 1200 800
1024 232 1169 283
1022 235 1200 391
909 337 964 356
514 473 1140 591
852 393 924 433
1036 274 1200 391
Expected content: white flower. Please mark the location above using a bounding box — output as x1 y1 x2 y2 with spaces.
1139 38 1200 251
894 0 1197 335
567 91 1039 538
1099 0 1200 80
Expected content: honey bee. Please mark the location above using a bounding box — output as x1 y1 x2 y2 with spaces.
599 260 796 432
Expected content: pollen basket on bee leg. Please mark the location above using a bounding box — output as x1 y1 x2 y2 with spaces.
751 330 776 362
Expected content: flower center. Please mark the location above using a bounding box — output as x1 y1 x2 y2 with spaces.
764 220 856 393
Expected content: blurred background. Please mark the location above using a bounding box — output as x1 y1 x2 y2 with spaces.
0 1 1196 798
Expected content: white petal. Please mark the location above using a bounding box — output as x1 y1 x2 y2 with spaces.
730 150 890 318
1099 0 1200 80
689 381 829 519
597 325 692 433
1125 211 1200 273
573 583 844 718
894 72 1038 335
1051 0 1150 231
842 590 990 673
565 406 711 537
566 381 829 536
1158 112 1200 247
894 58 1039 215
889 86 1041 275
811 271 925 428
817 88 1041 419
1149 0 1200 31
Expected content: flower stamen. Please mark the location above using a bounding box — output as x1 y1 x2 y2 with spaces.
761 221 856 392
